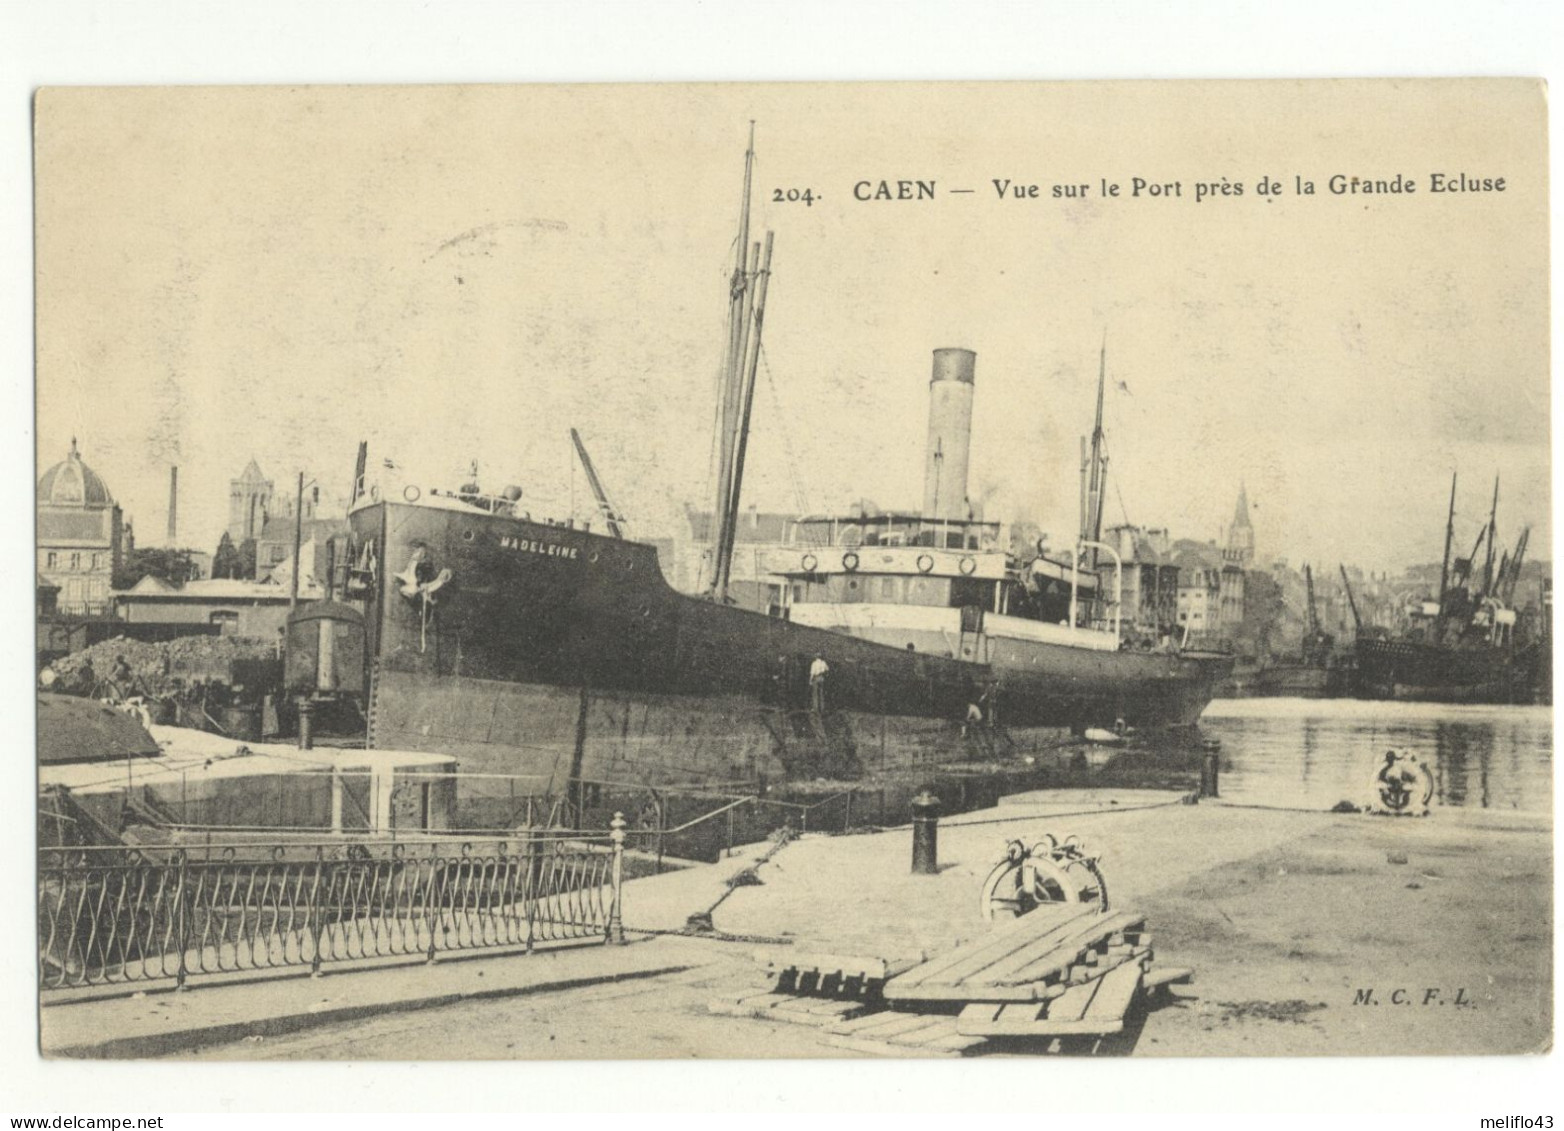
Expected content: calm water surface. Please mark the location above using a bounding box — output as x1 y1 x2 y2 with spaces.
1186 699 1553 815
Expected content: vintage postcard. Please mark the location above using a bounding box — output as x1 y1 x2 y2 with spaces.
33 80 1550 1060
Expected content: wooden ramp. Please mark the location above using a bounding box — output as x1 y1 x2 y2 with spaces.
884 904 1149 1005
958 961 1193 1039
709 907 1191 1053
708 951 909 1028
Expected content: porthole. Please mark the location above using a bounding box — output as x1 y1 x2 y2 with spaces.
589 551 601 563
916 553 935 574
842 552 860 572
801 553 818 572
959 556 977 575
462 529 475 543
403 485 422 502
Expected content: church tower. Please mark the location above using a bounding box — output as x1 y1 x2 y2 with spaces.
228 458 274 542
1224 482 1255 567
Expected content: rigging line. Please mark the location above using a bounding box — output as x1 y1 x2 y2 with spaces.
759 343 814 519
758 343 848 608
1096 435 1131 531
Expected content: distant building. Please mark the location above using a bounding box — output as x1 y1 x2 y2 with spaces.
37 439 124 616
228 458 275 543
255 515 351 586
1218 562 1247 633
113 576 318 638
1104 524 1180 638
1222 483 1255 567
1177 566 1223 639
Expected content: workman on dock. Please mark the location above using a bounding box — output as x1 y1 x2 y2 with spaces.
809 654 829 713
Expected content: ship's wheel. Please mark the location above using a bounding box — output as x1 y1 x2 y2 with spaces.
979 835 1109 920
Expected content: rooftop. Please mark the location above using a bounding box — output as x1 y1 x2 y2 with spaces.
37 439 114 508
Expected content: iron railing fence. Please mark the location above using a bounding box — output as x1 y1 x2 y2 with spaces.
38 823 626 994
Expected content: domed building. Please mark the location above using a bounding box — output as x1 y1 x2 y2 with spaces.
37 439 124 615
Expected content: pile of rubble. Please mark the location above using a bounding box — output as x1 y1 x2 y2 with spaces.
47 634 277 697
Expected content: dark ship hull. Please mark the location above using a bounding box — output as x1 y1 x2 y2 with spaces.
1222 659 1351 699
350 501 1232 787
1354 637 1534 704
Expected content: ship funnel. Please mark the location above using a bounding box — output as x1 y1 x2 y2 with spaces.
922 348 976 520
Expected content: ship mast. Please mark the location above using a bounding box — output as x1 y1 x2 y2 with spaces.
1081 333 1109 567
1434 470 1456 637
1304 563 1319 643
714 232 775 598
706 124 775 605
1480 474 1500 598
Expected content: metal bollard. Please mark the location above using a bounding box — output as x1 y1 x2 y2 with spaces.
607 812 627 945
297 696 315 751
910 788 940 875
1200 751 1220 799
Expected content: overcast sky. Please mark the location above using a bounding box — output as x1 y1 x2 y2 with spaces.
35 81 1549 574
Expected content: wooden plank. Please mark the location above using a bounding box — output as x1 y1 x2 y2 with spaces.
890 981 1064 1004
888 904 1092 989
938 907 1112 987
1045 977 1104 1023
707 992 796 1019
957 1011 1126 1038
1144 966 1194 989
864 1012 955 1040
884 1015 958 1045
923 1032 989 1054
823 1030 972 1059
958 1002 1005 1027
997 1002 1046 1024
826 1009 915 1036
773 996 835 1017
795 998 868 1019
763 951 890 983
950 913 1126 988
989 913 1145 987
979 911 1142 987
898 1019 978 1048
1082 960 1143 1024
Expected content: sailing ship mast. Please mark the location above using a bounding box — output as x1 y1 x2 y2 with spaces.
706 124 776 604
1434 470 1456 638
1304 563 1319 643
1079 334 1109 567
1480 474 1500 598
715 232 775 597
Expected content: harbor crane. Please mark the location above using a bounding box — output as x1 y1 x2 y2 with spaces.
1339 564 1363 637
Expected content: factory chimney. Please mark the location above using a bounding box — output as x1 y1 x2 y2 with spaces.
167 466 179 544
921 348 976 520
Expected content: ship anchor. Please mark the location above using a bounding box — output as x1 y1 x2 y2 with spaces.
395 546 453 653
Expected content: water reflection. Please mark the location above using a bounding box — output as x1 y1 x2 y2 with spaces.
1185 699 1552 814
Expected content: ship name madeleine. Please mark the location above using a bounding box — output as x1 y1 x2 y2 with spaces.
499 535 580 559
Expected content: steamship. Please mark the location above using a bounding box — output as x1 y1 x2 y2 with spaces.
339 133 1232 788
1354 473 1540 703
